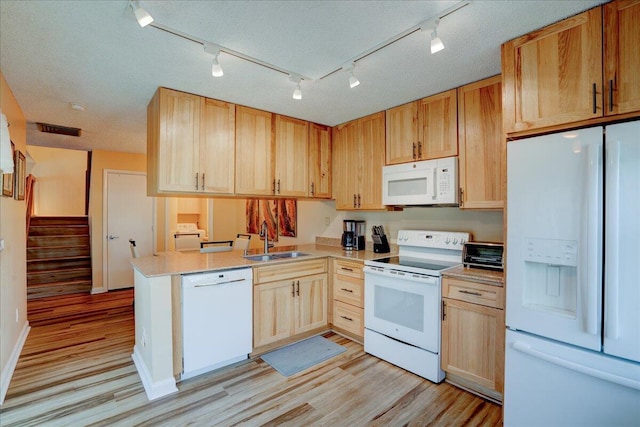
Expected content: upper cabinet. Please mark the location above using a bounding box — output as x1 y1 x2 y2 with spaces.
385 89 457 165
147 88 235 196
274 115 309 197
235 106 273 196
604 0 640 116
502 0 640 136
333 112 386 210
308 123 332 199
458 76 505 210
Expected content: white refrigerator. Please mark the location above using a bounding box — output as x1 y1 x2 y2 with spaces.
505 121 640 426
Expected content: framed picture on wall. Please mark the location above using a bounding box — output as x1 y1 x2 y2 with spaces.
14 149 25 200
2 141 15 197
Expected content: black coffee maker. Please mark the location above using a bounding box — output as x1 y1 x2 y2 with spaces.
341 220 366 250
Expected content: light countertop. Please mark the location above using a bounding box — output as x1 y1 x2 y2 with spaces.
442 264 505 286
131 243 397 278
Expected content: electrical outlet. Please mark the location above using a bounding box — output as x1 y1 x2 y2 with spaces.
0 238 5 251
15 308 19 323
325 216 330 226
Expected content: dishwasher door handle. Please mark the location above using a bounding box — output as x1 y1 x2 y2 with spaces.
193 278 247 287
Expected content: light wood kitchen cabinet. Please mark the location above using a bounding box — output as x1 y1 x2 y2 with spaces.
331 259 364 340
385 101 418 165
253 259 328 349
458 76 505 210
502 0 640 135
235 106 273 195
604 0 640 116
332 112 386 210
274 115 309 197
417 89 458 159
441 275 505 402
147 88 235 195
308 123 332 199
385 89 457 165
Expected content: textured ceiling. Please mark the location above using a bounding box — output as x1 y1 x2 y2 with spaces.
0 0 607 154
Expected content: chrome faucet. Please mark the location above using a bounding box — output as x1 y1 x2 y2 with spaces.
260 220 274 254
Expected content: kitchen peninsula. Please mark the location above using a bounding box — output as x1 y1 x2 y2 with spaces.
130 243 390 401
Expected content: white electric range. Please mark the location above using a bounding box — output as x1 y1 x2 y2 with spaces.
363 229 469 383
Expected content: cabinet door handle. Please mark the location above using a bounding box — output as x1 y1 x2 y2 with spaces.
353 194 357 208
412 143 417 159
291 282 295 297
340 287 354 293
296 280 300 296
442 300 446 321
459 289 482 297
340 315 353 322
340 267 354 272
310 182 315 196
459 188 464 206
357 194 361 208
592 83 597 114
272 179 276 195
195 173 199 190
277 179 281 194
418 141 422 159
609 79 614 112
201 173 205 190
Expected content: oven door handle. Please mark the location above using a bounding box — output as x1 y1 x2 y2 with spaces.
363 266 438 285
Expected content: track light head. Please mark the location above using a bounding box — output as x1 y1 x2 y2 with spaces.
430 30 444 54
130 1 153 27
204 44 224 77
349 72 360 89
289 74 302 100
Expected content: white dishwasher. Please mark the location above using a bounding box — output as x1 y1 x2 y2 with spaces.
181 268 253 379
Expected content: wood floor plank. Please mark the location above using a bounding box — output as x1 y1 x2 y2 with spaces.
0 291 503 426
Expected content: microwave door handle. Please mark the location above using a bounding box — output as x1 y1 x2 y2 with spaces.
432 168 437 200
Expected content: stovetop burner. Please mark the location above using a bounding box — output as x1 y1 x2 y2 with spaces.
371 256 458 273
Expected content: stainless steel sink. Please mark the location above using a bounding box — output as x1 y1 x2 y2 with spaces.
243 251 309 262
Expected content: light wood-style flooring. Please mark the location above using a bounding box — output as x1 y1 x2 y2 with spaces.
0 290 503 426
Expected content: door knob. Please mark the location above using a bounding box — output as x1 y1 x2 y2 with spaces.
107 235 120 240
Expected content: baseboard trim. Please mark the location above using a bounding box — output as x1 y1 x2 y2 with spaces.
1 322 31 404
131 345 178 401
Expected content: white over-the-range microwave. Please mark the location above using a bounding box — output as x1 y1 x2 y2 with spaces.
382 157 458 206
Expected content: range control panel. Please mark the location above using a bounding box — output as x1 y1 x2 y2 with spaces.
397 230 470 250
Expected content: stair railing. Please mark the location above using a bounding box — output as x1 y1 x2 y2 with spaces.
25 174 35 232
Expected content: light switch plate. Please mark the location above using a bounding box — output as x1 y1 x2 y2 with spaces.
0 238 4 252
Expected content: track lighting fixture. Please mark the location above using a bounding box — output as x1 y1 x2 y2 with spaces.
341 63 360 89
204 44 224 77
289 75 302 100
430 20 444 54
129 0 153 28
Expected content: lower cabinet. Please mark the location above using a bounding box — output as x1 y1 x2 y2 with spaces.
441 276 505 402
331 259 365 341
253 259 328 349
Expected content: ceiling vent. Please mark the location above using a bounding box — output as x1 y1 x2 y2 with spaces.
36 122 82 137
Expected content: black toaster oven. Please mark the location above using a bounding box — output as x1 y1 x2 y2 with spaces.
462 242 504 271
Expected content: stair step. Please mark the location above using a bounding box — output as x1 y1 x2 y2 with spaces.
27 235 90 248
27 267 92 285
27 256 92 273
28 225 90 236
27 280 93 300
29 216 88 226
27 246 91 260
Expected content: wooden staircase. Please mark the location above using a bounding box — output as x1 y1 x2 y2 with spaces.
27 216 92 300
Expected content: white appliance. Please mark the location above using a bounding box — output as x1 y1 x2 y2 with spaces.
181 268 253 379
364 230 469 383
505 121 640 426
382 157 458 206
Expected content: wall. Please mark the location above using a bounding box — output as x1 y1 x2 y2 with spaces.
0 70 28 404
27 145 86 216
88 150 146 293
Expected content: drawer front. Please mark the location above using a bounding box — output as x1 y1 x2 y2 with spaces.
333 300 363 337
333 274 363 307
333 259 364 280
254 258 327 284
443 277 504 309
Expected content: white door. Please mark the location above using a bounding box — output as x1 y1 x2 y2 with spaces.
105 171 153 290
604 121 640 362
506 127 603 351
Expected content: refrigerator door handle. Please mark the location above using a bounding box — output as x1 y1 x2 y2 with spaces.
605 139 620 340
582 142 602 336
512 341 640 391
